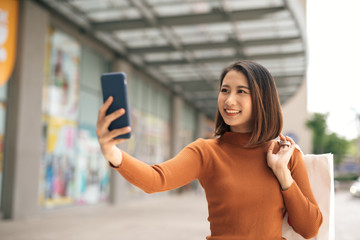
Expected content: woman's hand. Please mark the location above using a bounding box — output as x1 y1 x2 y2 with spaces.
267 134 295 190
96 96 131 167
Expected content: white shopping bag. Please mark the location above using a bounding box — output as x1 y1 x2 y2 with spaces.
282 152 335 240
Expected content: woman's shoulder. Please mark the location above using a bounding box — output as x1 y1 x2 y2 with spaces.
184 137 221 154
188 137 219 148
288 144 305 170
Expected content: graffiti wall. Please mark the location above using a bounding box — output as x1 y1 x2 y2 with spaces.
40 28 80 207
40 28 111 207
75 124 109 204
40 28 174 205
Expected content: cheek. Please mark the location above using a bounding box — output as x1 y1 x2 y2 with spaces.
246 100 253 116
217 95 223 108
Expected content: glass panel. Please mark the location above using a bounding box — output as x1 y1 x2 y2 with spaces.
239 28 299 41
0 82 8 207
88 8 141 22
223 0 283 11
144 52 183 62
146 0 182 4
115 28 168 47
174 23 232 36
193 48 236 59
69 0 131 12
154 1 216 16
181 103 196 146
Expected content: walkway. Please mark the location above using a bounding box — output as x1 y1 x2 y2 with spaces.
0 193 209 240
1 189 360 239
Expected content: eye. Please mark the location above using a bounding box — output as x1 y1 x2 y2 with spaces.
237 89 246 94
221 88 229 93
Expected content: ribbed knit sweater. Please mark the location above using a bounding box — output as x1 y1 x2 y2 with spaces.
112 132 323 239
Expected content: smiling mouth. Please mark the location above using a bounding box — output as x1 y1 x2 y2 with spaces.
225 109 241 114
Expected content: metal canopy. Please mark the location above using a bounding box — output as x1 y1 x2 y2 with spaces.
37 0 307 120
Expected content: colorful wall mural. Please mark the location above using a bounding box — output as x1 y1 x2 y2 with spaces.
40 28 173 207
40 28 112 207
40 28 81 207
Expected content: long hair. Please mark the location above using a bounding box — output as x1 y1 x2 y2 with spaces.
215 60 283 145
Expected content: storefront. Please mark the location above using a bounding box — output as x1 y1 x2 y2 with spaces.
0 0 211 219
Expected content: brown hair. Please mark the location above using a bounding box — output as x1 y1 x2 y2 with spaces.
215 60 283 145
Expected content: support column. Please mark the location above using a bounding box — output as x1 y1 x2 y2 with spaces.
2 0 48 219
195 112 207 139
171 95 184 156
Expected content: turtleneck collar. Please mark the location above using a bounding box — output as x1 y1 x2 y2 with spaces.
217 131 268 149
218 131 252 146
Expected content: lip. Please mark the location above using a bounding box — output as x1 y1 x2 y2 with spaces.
224 108 241 116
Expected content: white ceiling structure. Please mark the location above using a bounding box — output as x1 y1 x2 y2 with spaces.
37 0 307 119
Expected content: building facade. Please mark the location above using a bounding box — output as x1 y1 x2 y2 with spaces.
0 0 310 220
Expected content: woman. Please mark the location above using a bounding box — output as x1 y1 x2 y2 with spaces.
96 60 322 239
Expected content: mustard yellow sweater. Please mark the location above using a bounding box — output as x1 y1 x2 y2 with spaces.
112 132 322 239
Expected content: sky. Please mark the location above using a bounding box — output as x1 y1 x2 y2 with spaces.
307 0 360 140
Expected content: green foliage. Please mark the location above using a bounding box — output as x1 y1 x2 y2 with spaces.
348 139 358 157
306 113 328 153
334 174 359 181
324 133 350 164
306 113 351 164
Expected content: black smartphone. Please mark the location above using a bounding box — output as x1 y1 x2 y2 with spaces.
100 72 131 139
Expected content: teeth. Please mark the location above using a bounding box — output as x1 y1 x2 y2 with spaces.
225 109 240 114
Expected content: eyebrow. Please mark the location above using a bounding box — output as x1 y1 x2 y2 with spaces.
222 84 250 89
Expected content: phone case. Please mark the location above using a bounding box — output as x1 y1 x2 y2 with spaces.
101 72 131 139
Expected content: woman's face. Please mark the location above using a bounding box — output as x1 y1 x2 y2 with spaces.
217 70 253 133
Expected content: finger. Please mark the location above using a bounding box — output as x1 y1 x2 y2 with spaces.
279 133 286 141
97 109 125 138
111 138 128 146
267 141 276 155
285 136 296 147
108 130 132 146
97 96 113 124
103 108 126 127
279 133 292 148
108 126 131 139
98 125 130 144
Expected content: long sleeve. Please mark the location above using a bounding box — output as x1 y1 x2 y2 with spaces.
282 148 323 239
111 139 206 194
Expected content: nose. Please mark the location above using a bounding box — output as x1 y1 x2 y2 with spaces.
225 93 236 106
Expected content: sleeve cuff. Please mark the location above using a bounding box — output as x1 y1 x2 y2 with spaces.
107 151 124 169
108 161 120 168
281 180 295 193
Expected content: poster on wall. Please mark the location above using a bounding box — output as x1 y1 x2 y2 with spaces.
40 29 80 207
75 124 109 204
0 0 18 87
39 117 77 206
43 28 80 121
40 28 111 207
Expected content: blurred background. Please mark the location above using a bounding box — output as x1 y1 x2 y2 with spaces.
0 0 359 239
